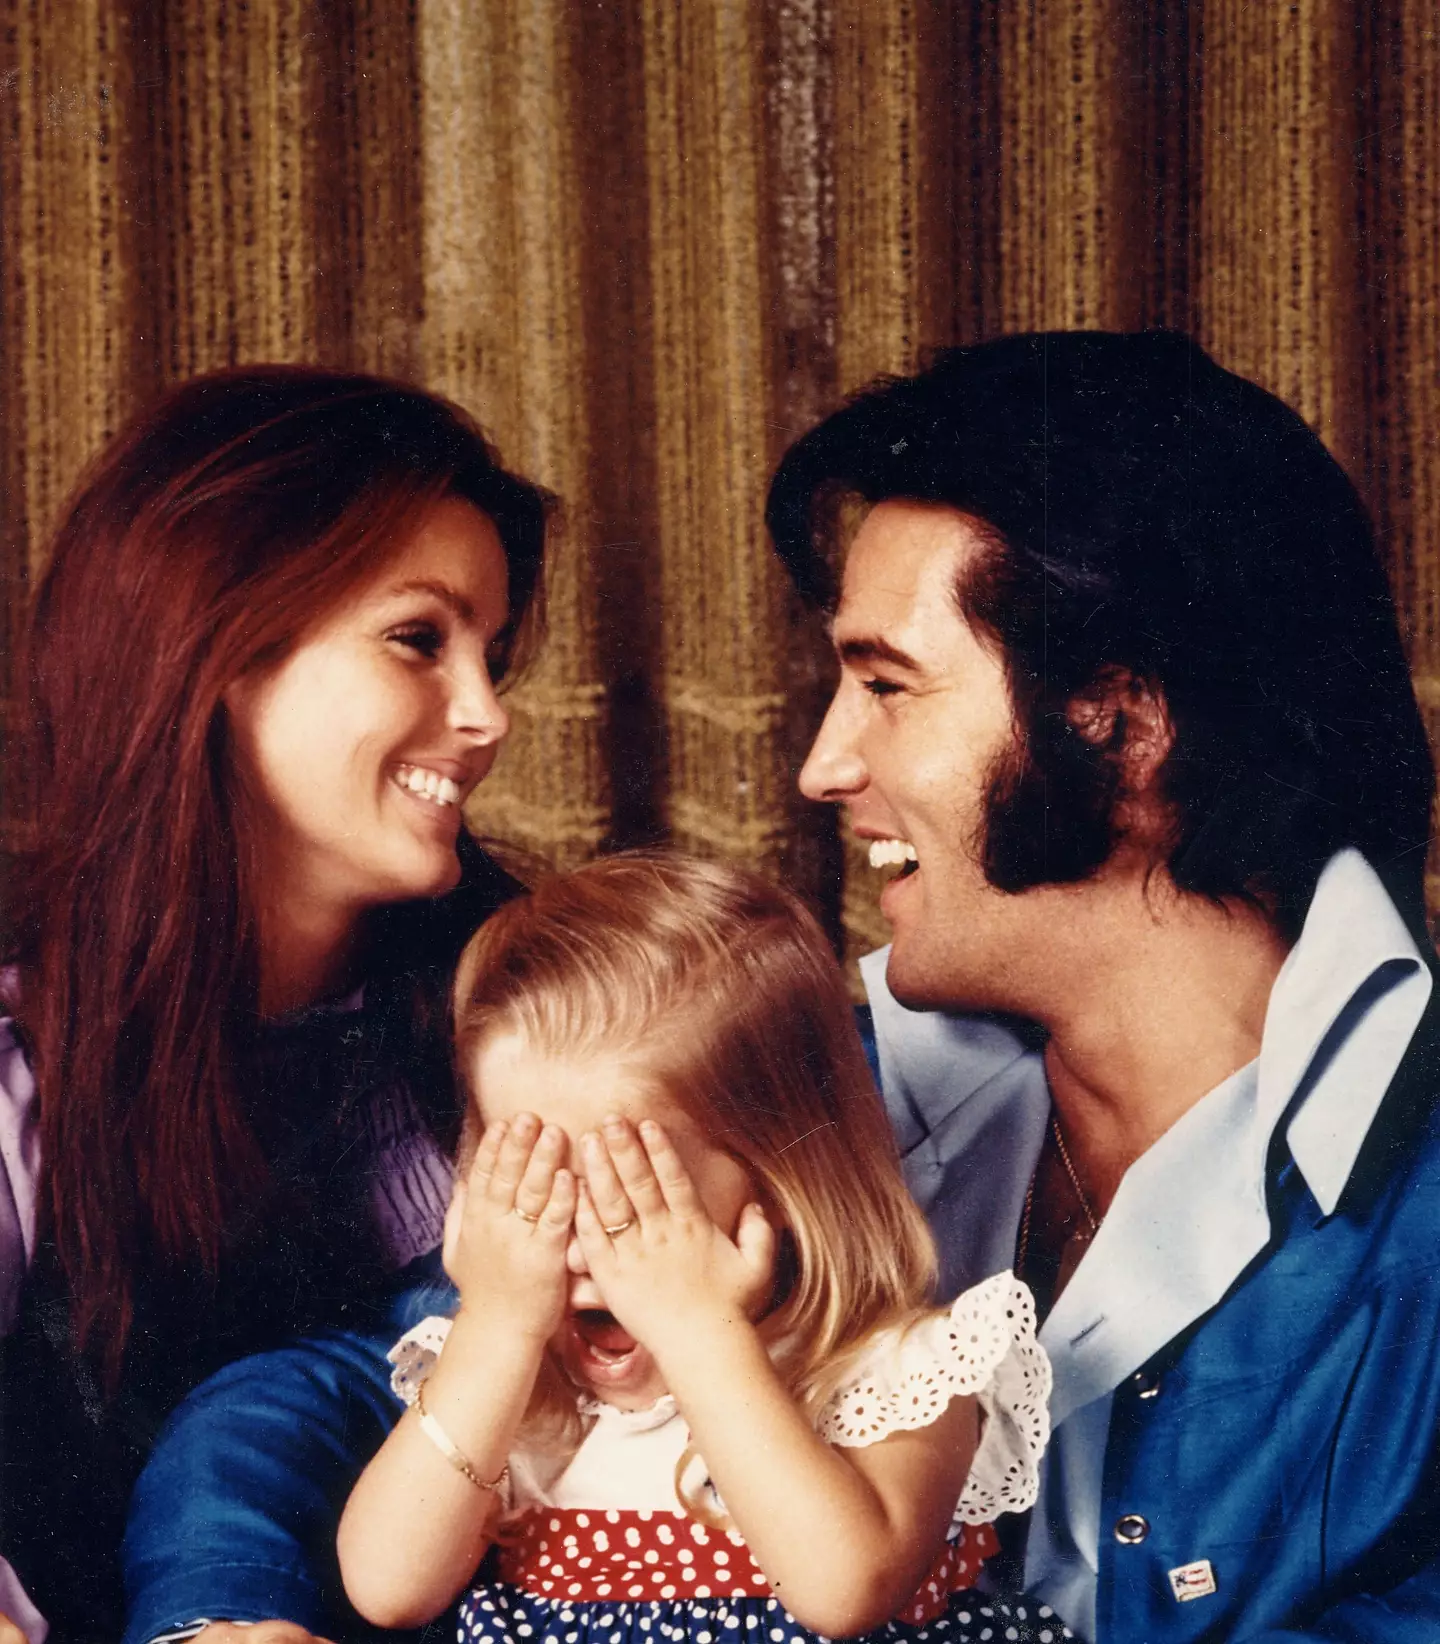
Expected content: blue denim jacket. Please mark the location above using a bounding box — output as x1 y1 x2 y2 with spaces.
122 1260 459 1644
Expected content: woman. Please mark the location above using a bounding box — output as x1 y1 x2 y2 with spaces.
0 366 550 1641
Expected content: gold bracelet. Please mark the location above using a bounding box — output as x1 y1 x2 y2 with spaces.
414 1382 510 1495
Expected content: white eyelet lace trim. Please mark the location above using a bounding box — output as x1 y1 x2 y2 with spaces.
389 1313 454 1405
815 1271 1051 1523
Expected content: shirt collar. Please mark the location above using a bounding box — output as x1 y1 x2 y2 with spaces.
1262 848 1432 1213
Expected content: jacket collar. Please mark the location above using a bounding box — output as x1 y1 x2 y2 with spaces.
1263 849 1432 1215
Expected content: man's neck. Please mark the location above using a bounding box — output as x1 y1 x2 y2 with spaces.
1035 878 1290 1213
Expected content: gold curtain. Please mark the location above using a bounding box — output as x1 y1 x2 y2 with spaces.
3 1 1439 956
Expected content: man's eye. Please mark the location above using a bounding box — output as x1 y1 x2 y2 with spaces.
388 623 444 659
862 677 903 697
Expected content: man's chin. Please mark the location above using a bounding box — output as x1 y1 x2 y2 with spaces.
883 943 961 1013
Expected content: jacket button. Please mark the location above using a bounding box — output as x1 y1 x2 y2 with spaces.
1114 1514 1150 1544
1131 1368 1162 1400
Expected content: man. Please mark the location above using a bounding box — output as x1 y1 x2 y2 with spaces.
765 329 1440 1641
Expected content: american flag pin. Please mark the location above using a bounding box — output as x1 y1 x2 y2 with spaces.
1168 1559 1217 1602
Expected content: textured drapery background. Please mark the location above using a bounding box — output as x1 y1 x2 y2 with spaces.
2 2 1438 960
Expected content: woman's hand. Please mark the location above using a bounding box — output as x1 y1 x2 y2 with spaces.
573 1116 774 1354
443 1112 575 1344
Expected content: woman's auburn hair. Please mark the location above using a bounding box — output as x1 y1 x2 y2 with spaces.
3 364 551 1380
451 852 938 1486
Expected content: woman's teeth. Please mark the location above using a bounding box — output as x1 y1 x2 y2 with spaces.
394 765 461 807
868 838 918 870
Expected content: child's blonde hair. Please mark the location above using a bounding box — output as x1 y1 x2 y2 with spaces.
452 852 937 1494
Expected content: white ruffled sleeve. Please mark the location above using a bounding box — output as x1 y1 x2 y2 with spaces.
387 1313 455 1405
816 1271 1051 1524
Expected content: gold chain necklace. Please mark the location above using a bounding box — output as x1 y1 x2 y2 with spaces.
1016 1114 1102 1281
1051 1115 1101 1234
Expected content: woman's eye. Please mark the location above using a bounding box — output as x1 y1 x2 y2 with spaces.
387 622 444 659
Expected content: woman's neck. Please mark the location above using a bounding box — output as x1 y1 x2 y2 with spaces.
255 893 364 1018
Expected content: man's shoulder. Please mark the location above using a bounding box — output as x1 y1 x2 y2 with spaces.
1326 1000 1440 1257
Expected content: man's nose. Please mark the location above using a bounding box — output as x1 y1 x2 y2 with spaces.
799 691 867 802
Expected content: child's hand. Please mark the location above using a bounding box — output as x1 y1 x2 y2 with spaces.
443 1112 575 1343
573 1117 774 1354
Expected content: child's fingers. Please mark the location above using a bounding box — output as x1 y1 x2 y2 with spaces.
599 1117 668 1219
573 1178 616 1265
513 1123 566 1223
484 1111 542 1208
466 1118 506 1189
541 1166 577 1233
636 1119 704 1219
735 1201 777 1290
581 1129 641 1230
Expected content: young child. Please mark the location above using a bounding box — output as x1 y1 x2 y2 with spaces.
338 854 1068 1644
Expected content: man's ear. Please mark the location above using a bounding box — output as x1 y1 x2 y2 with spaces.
1066 666 1175 794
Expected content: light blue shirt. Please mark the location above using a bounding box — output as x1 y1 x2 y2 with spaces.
861 849 1433 1640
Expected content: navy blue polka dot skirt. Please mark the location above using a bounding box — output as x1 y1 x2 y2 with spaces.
457 1582 1075 1644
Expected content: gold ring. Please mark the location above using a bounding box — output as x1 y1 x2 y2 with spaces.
511 1206 540 1225
602 1217 636 1237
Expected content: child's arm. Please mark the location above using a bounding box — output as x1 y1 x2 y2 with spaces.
338 1115 575 1629
574 1120 981 1640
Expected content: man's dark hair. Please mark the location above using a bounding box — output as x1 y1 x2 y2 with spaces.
767 330 1434 940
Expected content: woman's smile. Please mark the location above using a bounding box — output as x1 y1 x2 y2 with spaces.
391 762 465 809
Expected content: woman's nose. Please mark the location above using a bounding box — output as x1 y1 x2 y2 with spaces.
799 691 867 802
450 655 511 747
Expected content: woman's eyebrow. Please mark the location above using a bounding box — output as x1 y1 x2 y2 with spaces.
384 578 477 620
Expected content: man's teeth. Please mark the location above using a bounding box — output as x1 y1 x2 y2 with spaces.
868 838 918 870
395 766 461 807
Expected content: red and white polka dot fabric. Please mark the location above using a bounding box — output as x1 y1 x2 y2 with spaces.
495 1509 997 1626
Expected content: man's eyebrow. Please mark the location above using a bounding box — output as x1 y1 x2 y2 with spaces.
834 634 924 672
385 579 477 621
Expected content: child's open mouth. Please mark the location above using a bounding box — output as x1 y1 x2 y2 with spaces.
565 1309 662 1400
560 1293 667 1407
573 1308 637 1362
